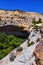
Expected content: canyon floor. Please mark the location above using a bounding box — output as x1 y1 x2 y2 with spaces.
0 29 41 65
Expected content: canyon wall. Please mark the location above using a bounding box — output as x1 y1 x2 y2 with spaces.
0 10 43 30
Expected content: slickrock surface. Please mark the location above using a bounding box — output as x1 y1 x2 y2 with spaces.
34 38 43 65
0 40 37 65
0 10 43 30
0 29 41 65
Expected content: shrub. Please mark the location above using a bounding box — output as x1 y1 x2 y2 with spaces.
28 41 35 46
0 51 5 60
32 18 41 31
16 47 23 52
27 38 30 43
9 53 16 62
0 32 24 59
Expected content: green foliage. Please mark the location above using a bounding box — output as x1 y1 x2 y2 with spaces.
32 18 36 25
36 18 42 24
9 53 16 62
0 32 24 60
28 41 35 46
32 18 42 31
0 32 9 43
32 18 42 24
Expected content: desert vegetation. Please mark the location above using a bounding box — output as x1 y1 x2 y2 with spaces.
0 32 24 60
32 18 42 31
28 41 35 46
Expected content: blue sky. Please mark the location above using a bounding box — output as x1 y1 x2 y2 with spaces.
0 0 43 13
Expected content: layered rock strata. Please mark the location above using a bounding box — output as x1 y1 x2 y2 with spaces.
0 10 43 30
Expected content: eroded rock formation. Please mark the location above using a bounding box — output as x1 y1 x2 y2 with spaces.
0 9 43 30
34 38 43 65
34 27 43 65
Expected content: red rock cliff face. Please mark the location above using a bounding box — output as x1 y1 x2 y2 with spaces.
34 38 43 65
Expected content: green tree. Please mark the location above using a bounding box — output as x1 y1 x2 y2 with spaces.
32 18 39 31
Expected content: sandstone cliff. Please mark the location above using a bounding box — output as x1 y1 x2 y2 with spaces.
0 9 43 30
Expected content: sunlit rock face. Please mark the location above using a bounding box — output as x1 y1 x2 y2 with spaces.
0 9 43 31
33 38 43 65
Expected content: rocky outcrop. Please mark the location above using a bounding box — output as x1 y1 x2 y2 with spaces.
0 9 43 31
33 38 43 65
34 26 43 65
0 25 29 38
